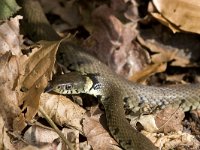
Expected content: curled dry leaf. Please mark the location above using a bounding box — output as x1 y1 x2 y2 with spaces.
129 63 167 83
155 107 185 133
152 0 200 34
83 107 120 150
150 13 181 33
40 0 81 32
0 16 61 132
0 52 25 131
24 124 59 147
136 115 158 133
40 93 86 132
137 27 200 67
0 16 26 132
62 128 79 149
159 132 200 150
0 114 16 150
83 4 149 78
0 15 23 56
16 40 61 122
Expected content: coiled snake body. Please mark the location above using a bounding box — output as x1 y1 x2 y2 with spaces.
19 0 200 149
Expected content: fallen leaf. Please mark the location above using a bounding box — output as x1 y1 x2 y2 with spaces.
40 0 81 31
17 40 61 122
137 27 200 67
159 131 200 150
0 15 23 55
152 0 200 34
83 4 149 78
24 124 59 146
129 63 167 83
0 52 26 131
155 107 185 133
0 114 16 150
83 107 120 150
136 115 158 133
150 13 180 33
40 93 86 132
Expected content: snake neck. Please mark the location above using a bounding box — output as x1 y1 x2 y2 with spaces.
84 74 103 97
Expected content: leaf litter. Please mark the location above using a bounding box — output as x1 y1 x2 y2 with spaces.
1 0 200 150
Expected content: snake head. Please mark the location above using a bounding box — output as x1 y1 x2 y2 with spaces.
44 72 94 95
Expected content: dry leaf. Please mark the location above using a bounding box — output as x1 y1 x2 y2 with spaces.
0 114 16 150
40 93 86 132
136 115 158 133
159 132 200 150
137 28 198 67
24 125 59 146
83 4 149 78
0 52 26 131
40 0 81 32
0 15 23 55
155 107 185 133
62 128 79 149
152 0 200 34
0 16 27 132
150 13 181 33
83 108 120 150
129 63 167 83
16 40 61 122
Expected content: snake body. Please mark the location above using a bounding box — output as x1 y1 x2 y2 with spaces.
19 0 200 149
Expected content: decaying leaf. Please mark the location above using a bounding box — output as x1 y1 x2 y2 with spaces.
40 93 86 132
159 132 200 150
16 40 61 122
83 107 120 150
137 27 200 67
0 114 16 150
0 52 24 131
0 15 23 55
62 128 79 149
155 107 185 133
152 0 200 34
24 124 59 146
150 12 181 33
83 4 149 78
129 63 167 83
136 115 158 133
40 0 81 32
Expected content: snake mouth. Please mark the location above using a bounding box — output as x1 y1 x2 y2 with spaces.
44 84 54 93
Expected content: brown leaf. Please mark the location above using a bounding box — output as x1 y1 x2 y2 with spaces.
83 4 149 78
17 40 61 122
40 0 81 32
40 93 86 132
83 107 120 150
129 63 167 83
0 52 26 131
137 27 200 67
152 0 200 34
0 16 23 56
0 114 16 150
24 124 60 148
150 13 180 33
158 132 200 150
155 107 185 133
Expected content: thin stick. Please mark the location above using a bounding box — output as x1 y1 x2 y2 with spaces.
39 106 73 150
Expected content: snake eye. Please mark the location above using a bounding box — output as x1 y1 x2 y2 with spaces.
65 84 72 90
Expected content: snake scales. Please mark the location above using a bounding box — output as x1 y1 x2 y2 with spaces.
19 0 200 149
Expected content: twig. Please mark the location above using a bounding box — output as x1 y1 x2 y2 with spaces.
39 106 73 150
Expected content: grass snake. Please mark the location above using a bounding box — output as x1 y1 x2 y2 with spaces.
19 0 200 149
